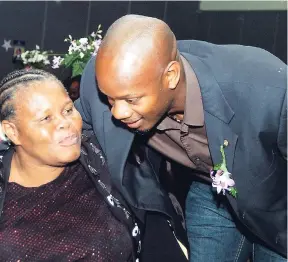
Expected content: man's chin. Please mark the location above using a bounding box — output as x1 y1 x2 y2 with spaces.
124 119 158 135
132 129 152 136
132 123 158 135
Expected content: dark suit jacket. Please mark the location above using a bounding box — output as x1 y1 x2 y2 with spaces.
178 40 287 257
75 40 287 257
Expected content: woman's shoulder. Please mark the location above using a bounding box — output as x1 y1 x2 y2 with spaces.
80 130 111 188
81 130 102 154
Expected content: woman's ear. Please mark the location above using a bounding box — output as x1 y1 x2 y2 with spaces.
1 120 20 145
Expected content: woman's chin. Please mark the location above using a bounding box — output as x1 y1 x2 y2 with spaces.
56 147 81 165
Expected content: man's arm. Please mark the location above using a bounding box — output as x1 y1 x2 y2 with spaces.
74 56 111 153
277 90 287 160
74 57 97 131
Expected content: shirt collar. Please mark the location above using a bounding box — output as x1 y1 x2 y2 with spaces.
157 116 180 131
156 54 204 131
182 54 204 127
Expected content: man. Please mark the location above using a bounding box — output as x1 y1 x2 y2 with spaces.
63 76 81 102
68 79 80 101
76 14 287 261
74 17 189 261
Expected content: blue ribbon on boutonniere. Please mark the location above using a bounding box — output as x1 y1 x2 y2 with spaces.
210 140 237 198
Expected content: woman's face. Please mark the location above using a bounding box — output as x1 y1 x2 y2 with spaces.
9 80 83 166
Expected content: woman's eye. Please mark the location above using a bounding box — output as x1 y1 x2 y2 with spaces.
64 107 73 115
41 116 51 122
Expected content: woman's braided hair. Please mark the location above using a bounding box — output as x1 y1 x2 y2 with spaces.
0 69 62 142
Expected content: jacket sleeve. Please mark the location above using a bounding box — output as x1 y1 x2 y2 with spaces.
277 90 287 160
74 57 97 131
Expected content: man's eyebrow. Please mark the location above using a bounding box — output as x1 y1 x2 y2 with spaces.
117 94 140 99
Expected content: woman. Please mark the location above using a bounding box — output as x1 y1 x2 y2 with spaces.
0 69 141 261
0 69 188 261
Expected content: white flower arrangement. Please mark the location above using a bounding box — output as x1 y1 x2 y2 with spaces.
52 24 102 77
20 45 51 69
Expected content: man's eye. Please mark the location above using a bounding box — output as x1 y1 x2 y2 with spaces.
126 98 139 104
108 98 115 105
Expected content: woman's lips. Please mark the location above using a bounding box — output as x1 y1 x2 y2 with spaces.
58 134 79 147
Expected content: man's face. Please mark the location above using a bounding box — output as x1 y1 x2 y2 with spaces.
96 58 173 132
69 81 80 101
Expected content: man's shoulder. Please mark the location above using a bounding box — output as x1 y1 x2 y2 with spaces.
177 39 284 66
178 40 287 91
80 56 97 94
177 39 215 55
83 56 96 79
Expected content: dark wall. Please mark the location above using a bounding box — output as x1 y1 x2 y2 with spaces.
0 1 286 80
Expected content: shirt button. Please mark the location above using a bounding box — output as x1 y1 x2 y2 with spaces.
193 157 201 166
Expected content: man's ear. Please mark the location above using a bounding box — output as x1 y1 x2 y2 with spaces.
1 120 21 145
165 60 181 90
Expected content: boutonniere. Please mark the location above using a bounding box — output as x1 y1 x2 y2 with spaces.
210 140 237 198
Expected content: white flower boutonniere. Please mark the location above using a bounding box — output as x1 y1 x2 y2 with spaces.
210 140 237 198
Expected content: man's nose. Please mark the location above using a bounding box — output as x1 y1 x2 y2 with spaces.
111 101 132 120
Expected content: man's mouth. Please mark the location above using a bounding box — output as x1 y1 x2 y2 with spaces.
122 118 142 129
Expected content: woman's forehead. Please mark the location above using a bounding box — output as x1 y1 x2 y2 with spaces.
15 82 69 113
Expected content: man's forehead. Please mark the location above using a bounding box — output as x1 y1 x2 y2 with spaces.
100 80 143 97
97 52 162 96
98 39 162 77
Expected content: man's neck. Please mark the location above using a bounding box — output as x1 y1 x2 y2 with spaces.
9 150 64 188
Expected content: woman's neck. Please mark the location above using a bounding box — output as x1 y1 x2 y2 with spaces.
9 151 64 188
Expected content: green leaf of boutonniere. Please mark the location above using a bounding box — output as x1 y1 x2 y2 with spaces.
211 140 238 198
219 145 228 172
230 187 237 198
213 144 228 172
213 163 222 170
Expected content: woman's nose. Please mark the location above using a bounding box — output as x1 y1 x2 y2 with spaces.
56 116 71 130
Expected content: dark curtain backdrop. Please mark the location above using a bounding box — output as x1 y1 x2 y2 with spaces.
0 1 286 80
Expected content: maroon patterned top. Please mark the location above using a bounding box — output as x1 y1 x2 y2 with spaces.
0 162 132 261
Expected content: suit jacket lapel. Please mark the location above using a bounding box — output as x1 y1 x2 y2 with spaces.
181 52 238 169
204 112 238 175
204 113 239 211
181 52 239 209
